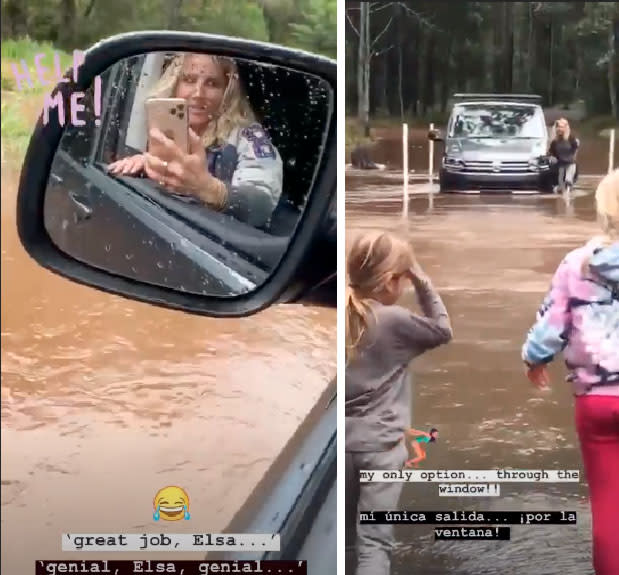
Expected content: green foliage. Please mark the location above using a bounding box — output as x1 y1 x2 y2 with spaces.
346 0 618 119
1 38 73 94
182 0 269 41
1 0 334 55
289 0 337 59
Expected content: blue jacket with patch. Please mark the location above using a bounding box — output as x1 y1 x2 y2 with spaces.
206 122 283 228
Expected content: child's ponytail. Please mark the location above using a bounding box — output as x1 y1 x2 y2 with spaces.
346 230 416 361
346 284 372 361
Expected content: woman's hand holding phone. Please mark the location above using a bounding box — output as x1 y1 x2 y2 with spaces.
144 128 227 209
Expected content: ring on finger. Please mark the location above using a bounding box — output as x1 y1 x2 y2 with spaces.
162 160 169 175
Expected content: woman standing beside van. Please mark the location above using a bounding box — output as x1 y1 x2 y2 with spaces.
548 118 579 194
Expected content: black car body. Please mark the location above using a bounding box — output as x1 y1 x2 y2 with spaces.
437 94 554 193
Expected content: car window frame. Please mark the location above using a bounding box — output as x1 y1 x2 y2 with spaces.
216 380 336 561
85 52 321 278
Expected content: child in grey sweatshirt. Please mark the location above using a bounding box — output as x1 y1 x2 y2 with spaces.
345 231 452 575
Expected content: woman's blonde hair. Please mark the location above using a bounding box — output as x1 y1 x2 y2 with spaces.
346 231 416 359
552 117 571 141
148 52 256 148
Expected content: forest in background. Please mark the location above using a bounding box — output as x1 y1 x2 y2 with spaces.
346 1 619 135
1 0 335 157
1 0 336 58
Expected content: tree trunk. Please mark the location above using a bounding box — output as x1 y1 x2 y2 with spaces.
398 32 404 120
358 2 371 136
83 0 97 18
548 19 554 105
501 2 512 91
425 33 435 113
59 0 76 49
615 17 619 119
527 2 534 91
380 55 389 115
416 26 429 116
512 3 522 90
167 0 184 29
484 16 494 91
4 0 28 38
609 19 617 120
441 37 453 112
493 2 504 91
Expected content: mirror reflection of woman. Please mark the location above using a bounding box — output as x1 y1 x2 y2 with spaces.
108 52 283 228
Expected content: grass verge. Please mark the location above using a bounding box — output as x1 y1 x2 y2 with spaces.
2 38 72 159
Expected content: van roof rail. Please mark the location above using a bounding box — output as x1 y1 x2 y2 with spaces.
452 93 543 105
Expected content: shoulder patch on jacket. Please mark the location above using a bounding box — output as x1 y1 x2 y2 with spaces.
240 123 276 159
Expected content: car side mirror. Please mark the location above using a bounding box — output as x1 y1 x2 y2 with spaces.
428 128 443 142
17 32 336 317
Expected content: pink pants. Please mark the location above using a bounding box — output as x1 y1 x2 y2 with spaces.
575 394 619 575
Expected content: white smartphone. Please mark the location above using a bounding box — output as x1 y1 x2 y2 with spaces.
145 98 189 154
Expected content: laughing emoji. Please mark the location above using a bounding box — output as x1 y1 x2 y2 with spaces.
153 486 190 521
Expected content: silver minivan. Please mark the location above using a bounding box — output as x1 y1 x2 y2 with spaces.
429 94 554 193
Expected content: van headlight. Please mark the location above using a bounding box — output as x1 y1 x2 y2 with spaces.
537 155 551 170
528 158 540 172
530 156 550 171
443 156 464 171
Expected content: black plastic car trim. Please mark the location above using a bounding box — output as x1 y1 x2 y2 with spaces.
215 378 336 561
113 173 293 271
50 152 267 290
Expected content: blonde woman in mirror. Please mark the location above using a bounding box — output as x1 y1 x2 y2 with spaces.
549 118 579 196
108 52 283 228
345 231 452 575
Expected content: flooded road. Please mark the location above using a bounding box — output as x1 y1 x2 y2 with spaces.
1 157 336 573
347 178 602 575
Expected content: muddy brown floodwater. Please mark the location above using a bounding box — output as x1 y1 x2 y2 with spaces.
1 158 335 573
347 175 604 575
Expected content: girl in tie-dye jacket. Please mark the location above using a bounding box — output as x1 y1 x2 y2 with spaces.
522 239 619 395
521 169 619 575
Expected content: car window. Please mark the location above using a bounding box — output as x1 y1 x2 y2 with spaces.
44 50 333 299
450 105 545 139
57 66 114 162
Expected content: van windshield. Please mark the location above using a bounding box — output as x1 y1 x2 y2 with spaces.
449 104 545 139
